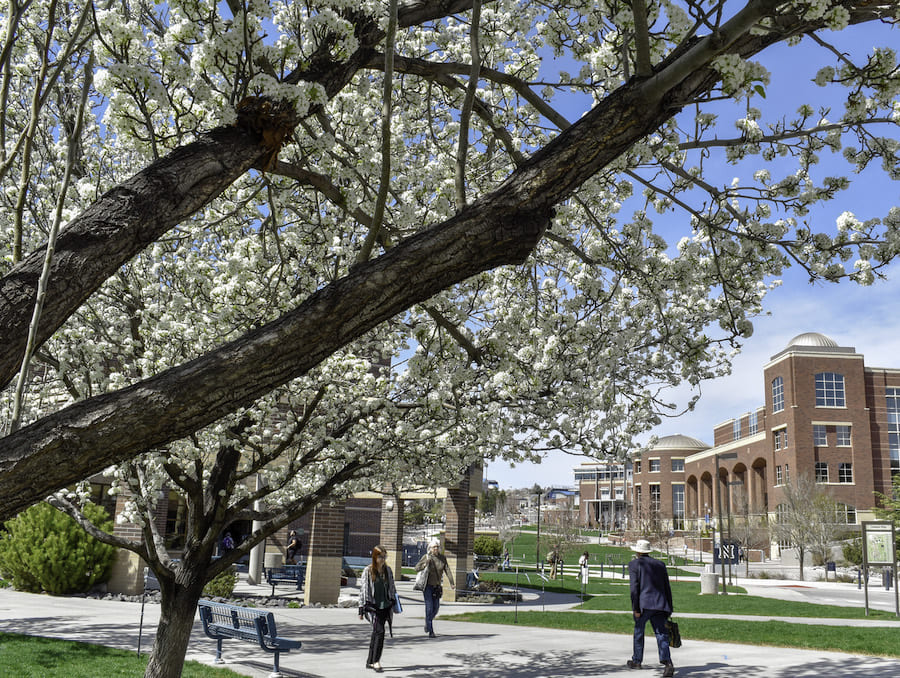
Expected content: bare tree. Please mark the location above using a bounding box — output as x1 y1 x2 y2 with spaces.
730 491 770 576
772 474 842 580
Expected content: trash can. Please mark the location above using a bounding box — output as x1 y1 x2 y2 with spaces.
264 552 284 569
700 571 719 594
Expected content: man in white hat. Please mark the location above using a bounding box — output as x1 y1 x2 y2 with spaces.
627 538 674 677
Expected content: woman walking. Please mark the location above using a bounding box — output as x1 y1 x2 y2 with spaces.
415 538 455 638
358 544 398 672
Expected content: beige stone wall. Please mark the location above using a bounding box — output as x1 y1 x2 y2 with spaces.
304 555 342 605
107 549 144 596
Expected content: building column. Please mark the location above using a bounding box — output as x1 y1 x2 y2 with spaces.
107 491 161 595
304 499 346 605
380 494 404 578
108 498 144 595
443 472 475 602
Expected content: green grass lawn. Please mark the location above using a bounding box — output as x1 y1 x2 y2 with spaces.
440 611 900 657
0 633 243 678
501 531 698 572
481 574 899 621
480 571 721 600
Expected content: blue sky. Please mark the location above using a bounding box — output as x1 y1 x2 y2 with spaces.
487 270 900 490
487 19 899 490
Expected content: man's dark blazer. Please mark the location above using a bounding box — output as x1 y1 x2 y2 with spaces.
628 554 673 614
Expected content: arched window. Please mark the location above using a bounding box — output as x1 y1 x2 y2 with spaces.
815 372 845 407
772 376 784 413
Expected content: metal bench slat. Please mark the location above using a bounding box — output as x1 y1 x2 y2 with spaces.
198 599 302 674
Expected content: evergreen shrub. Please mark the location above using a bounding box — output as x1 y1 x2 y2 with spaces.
0 502 116 594
473 535 503 557
202 567 238 598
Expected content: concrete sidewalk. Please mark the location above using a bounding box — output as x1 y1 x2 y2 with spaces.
2 578 900 677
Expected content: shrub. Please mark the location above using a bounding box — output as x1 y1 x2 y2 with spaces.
0 502 116 594
202 567 238 598
842 538 863 566
473 535 502 557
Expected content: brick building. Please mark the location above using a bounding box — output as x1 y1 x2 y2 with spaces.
683 332 899 533
575 332 900 543
575 460 631 530
632 434 708 533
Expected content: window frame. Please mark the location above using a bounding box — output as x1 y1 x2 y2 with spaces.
772 376 784 413
815 372 846 408
836 425 851 447
838 462 853 484
748 411 758 435
649 484 661 512
813 424 827 446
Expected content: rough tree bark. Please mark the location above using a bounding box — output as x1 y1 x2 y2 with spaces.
147 570 209 678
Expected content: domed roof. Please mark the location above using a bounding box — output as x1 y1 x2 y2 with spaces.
652 434 709 451
786 332 838 348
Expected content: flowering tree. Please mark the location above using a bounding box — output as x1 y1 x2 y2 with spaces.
0 1 898 674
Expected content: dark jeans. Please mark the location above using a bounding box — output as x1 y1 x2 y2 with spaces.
366 607 391 664
423 584 441 632
632 610 671 664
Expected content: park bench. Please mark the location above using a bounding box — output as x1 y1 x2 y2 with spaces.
341 556 371 572
197 599 301 678
341 556 371 585
264 562 306 596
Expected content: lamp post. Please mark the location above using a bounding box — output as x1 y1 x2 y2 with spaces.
535 490 543 568
727 480 743 586
715 452 737 594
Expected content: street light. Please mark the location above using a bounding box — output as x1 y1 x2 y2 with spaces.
715 452 738 594
727 480 743 586
535 490 543 568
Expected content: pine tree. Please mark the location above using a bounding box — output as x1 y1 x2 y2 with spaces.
0 502 116 594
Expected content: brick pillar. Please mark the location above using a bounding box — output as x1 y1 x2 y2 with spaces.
304 499 346 605
107 492 148 595
380 495 404 578
443 472 475 602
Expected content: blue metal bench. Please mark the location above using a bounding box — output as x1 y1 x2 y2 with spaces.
197 599 301 678
264 563 306 596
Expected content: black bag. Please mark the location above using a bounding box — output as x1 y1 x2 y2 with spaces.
666 619 682 649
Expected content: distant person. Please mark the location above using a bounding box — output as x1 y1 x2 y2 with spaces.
222 531 234 552
627 539 674 677
286 530 302 564
502 549 511 571
415 538 455 637
547 549 559 579
579 551 589 582
358 544 397 673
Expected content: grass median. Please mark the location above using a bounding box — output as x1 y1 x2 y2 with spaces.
0 632 243 677
480 573 899 620
441 610 900 657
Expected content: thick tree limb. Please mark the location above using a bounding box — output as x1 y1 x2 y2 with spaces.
0 0 488 391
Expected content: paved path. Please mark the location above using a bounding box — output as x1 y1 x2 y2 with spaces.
3 575 900 677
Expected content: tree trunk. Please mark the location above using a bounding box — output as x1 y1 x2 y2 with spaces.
145 574 207 678
798 548 805 582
